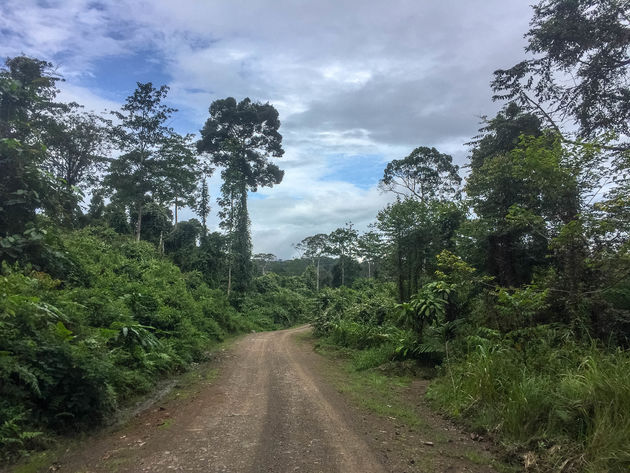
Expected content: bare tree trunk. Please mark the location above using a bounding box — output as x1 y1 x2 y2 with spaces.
174 196 178 224
316 258 320 291
397 245 404 302
368 261 371 278
136 202 143 242
159 231 164 256
227 263 232 297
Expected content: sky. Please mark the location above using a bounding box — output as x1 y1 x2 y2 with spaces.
0 0 535 259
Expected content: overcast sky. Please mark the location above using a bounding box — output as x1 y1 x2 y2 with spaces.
1 0 534 258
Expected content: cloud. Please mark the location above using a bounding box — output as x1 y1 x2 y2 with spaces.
55 82 121 113
0 0 535 258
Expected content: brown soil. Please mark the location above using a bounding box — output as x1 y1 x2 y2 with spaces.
9 326 510 473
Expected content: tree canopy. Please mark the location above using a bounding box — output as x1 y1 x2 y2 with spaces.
379 146 461 201
493 0 630 145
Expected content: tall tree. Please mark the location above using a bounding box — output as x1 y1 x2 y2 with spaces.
296 233 330 291
105 82 193 241
43 105 110 224
129 201 173 249
468 102 543 170
357 231 383 278
151 132 199 224
195 176 211 238
465 105 550 286
327 223 358 287
253 253 277 275
43 106 109 189
197 97 284 294
0 56 68 239
379 146 461 201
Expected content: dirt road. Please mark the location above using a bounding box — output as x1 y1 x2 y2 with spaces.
21 326 502 473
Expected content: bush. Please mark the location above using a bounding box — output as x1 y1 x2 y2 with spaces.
0 226 272 462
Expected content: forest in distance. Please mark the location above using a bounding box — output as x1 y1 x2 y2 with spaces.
1 0 629 472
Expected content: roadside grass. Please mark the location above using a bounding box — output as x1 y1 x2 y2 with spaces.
11 451 56 473
428 342 630 473
311 335 425 430
305 332 520 473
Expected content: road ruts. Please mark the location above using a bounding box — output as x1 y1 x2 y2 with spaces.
38 326 387 473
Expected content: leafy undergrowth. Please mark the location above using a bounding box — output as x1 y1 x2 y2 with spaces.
427 335 630 473
0 227 309 464
7 338 231 473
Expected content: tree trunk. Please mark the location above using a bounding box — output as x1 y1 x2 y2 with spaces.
488 233 517 287
316 257 320 291
233 185 252 292
174 196 178 224
136 202 143 241
227 263 232 297
397 244 404 302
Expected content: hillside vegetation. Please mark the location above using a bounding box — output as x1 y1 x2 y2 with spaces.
0 226 312 461
1 1 629 472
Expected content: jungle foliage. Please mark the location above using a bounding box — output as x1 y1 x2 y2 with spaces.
304 1 630 471
1 0 629 471
0 55 308 464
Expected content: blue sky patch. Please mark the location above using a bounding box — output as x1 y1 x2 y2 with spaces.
322 154 387 190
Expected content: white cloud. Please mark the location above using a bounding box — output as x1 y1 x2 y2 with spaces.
0 0 535 258
56 83 121 113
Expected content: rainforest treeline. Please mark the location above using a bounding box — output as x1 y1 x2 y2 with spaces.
0 56 314 462
302 2 630 472
2 0 630 471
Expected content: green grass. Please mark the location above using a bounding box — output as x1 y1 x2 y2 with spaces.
11 451 56 473
463 450 520 473
157 419 173 430
314 339 425 429
428 342 630 472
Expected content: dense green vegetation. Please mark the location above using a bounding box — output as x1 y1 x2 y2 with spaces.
1 0 629 472
0 54 311 463
0 225 313 460
301 2 630 472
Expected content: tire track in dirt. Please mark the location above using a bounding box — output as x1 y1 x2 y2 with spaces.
11 326 503 473
252 327 386 473
28 327 387 473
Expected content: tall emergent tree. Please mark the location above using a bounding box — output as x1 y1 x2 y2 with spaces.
197 97 284 294
379 146 461 201
105 82 196 241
